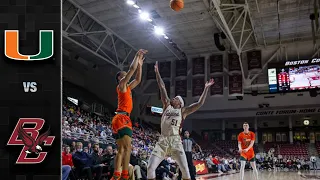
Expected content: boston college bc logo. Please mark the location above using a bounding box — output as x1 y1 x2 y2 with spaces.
7 118 55 164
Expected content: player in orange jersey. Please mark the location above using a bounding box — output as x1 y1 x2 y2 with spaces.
238 122 258 180
112 49 147 180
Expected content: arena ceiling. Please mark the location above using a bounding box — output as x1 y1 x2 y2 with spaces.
62 0 320 115
63 0 317 63
62 0 320 96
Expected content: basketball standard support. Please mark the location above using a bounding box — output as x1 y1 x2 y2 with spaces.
63 0 148 70
64 0 182 64
203 0 259 84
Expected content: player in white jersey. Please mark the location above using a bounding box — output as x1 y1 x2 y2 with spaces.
147 61 214 180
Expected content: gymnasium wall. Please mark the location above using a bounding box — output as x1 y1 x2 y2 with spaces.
141 40 320 119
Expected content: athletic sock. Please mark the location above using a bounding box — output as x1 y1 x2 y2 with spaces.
112 171 121 180
121 170 129 180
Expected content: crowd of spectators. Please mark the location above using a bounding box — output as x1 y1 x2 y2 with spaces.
62 103 180 180
61 103 318 180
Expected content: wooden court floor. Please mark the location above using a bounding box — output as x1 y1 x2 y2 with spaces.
197 170 320 180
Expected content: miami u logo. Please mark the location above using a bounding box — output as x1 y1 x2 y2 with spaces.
5 30 54 61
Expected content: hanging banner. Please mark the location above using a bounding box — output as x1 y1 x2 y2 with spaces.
210 76 224 96
176 60 188 77
192 77 204 96
247 50 262 70
210 54 223 73
160 61 171 78
192 57 205 75
147 63 156 80
229 74 243 96
228 53 241 72
175 80 187 97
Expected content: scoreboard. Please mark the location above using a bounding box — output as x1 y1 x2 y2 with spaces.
268 59 320 93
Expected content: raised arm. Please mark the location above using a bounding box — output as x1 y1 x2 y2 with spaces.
154 61 170 109
182 79 214 119
129 53 146 90
119 49 147 91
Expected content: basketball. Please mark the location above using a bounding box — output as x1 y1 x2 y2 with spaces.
170 0 184 11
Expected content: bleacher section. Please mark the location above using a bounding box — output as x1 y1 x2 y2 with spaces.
316 142 320 155
264 142 309 158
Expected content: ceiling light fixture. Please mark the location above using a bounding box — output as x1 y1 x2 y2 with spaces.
126 0 135 5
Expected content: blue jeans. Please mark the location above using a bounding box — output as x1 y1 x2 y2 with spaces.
62 165 71 180
217 164 226 172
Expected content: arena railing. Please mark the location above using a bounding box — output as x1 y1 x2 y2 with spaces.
62 131 115 144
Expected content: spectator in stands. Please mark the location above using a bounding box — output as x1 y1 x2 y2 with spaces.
71 141 76 153
212 156 226 173
221 157 231 171
84 147 89 154
62 145 74 167
156 158 177 180
87 143 93 154
205 155 218 173
310 156 317 170
101 130 107 140
302 159 310 170
104 145 116 180
91 143 107 180
72 142 94 179
130 149 145 180
62 165 72 180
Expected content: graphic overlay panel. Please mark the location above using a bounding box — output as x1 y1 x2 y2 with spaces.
0 0 61 179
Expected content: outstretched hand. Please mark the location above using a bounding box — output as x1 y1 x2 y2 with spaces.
135 49 148 65
154 61 159 72
138 57 145 66
205 78 215 88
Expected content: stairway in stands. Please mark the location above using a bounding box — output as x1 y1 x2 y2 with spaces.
257 143 264 153
308 143 319 156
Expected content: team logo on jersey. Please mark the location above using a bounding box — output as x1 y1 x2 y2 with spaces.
4 30 54 61
165 110 179 116
7 118 55 164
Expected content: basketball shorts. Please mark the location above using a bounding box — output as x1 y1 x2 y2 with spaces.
151 136 190 177
240 150 255 162
111 114 132 139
